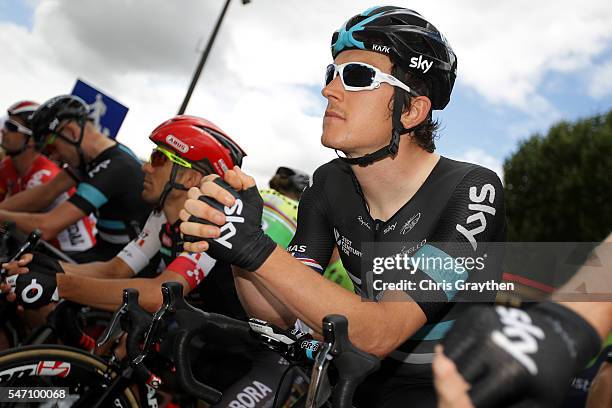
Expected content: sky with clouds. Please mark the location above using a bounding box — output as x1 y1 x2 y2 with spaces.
1 0 611 185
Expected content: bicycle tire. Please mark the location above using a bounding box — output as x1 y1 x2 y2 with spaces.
0 345 139 407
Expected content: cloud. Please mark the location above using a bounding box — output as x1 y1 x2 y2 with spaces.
0 0 611 185
588 58 612 98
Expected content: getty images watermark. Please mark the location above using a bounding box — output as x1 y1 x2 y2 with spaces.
357 241 612 302
370 251 511 293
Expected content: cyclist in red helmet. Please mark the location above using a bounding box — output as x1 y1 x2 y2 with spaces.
2 115 294 407
0 101 96 254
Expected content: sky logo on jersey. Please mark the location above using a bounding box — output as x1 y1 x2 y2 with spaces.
165 134 189 153
216 199 245 249
456 184 496 250
88 159 111 178
490 306 545 375
409 55 433 74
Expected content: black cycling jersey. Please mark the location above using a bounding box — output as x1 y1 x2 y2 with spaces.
288 156 506 406
67 144 151 247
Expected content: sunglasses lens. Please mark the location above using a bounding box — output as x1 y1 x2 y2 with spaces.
325 64 336 85
151 150 167 167
4 120 19 133
150 150 167 167
342 63 375 87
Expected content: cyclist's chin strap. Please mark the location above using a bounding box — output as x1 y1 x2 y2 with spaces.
338 85 412 167
57 119 89 174
4 134 33 157
156 164 188 211
4 145 30 157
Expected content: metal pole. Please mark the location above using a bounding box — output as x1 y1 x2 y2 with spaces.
178 0 233 115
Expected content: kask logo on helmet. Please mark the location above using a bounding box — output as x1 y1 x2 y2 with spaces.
165 134 189 154
372 44 391 53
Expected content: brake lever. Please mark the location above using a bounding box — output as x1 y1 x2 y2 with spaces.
305 341 333 408
0 229 41 281
96 291 130 347
133 284 172 364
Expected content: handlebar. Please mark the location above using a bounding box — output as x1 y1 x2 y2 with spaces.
97 288 161 389
144 281 253 404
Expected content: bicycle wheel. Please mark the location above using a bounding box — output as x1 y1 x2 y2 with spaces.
0 345 139 407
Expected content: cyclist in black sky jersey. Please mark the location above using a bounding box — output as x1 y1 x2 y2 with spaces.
178 6 506 407
0 95 151 262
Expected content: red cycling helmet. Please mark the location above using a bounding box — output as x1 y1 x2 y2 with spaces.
7 100 39 128
149 115 246 177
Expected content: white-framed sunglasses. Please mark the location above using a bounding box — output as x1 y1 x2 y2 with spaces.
3 118 32 136
325 62 419 96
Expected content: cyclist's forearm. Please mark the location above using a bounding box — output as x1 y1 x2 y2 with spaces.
253 247 426 357
0 211 54 238
557 302 612 340
57 272 187 313
0 184 56 212
61 257 134 280
553 233 612 339
57 273 124 312
232 266 297 328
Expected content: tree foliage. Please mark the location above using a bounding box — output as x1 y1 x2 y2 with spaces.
504 110 612 241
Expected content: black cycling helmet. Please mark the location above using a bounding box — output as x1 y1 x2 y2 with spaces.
275 166 310 194
331 6 457 110
31 95 89 151
329 6 457 166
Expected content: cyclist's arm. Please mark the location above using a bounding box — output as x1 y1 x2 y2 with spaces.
0 201 87 240
553 233 612 338
586 360 612 408
61 256 134 280
252 248 427 356
0 169 76 211
56 269 191 312
233 266 299 328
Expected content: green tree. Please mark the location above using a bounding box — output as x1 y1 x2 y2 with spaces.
504 110 612 241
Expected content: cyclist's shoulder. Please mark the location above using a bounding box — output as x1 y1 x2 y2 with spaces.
307 159 353 194
113 143 143 166
29 154 60 173
437 156 501 185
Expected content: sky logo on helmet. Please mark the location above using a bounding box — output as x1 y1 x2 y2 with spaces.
165 134 189 153
49 118 60 131
372 44 391 53
409 55 433 74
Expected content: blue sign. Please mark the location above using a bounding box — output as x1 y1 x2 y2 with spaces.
71 79 128 139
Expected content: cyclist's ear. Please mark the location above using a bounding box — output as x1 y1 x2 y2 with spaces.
60 121 81 142
400 95 431 131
